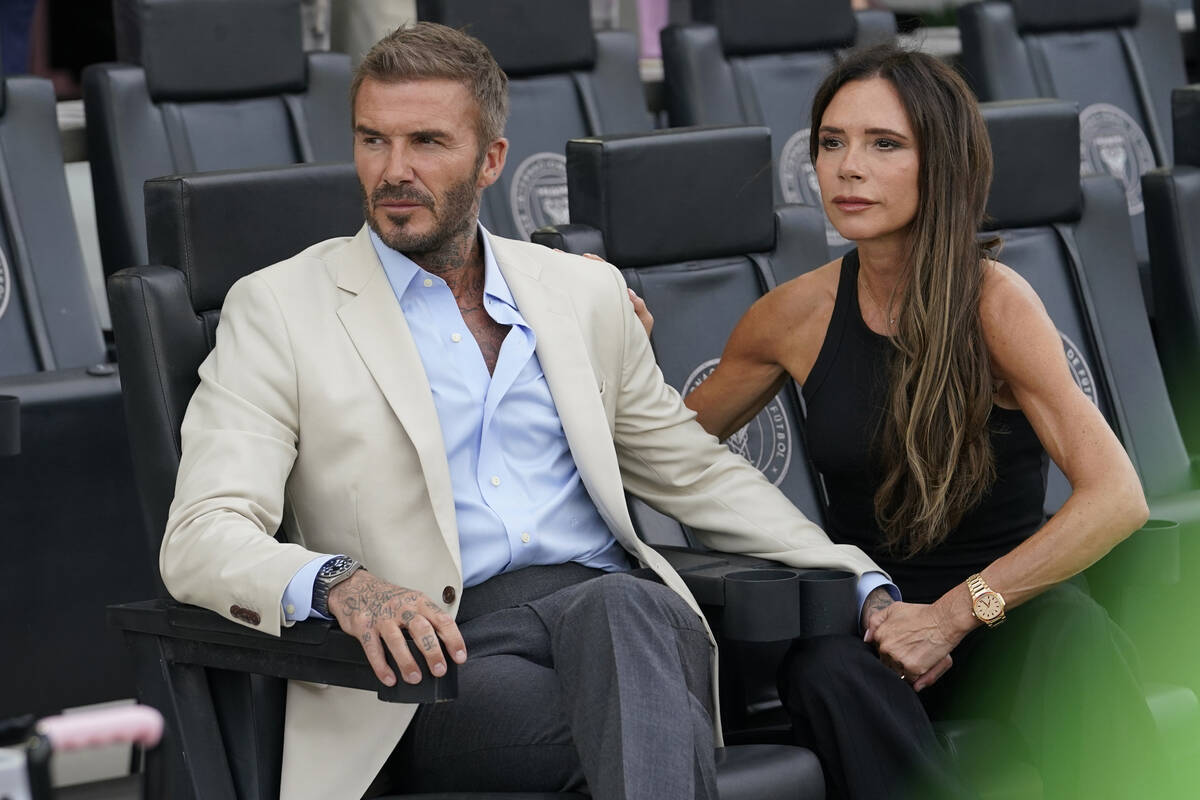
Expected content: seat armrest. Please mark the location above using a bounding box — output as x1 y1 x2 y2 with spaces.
653 546 857 642
108 599 456 703
531 224 607 259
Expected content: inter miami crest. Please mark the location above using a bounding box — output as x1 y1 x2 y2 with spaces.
510 152 570 239
1079 103 1155 216
682 358 793 486
779 128 850 249
0 247 10 323
1059 331 1099 406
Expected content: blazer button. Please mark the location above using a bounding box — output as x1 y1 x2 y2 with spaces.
442 586 456 605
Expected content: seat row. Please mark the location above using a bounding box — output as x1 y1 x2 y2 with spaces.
98 96 1200 796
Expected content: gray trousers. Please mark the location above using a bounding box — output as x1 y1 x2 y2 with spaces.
366 564 716 799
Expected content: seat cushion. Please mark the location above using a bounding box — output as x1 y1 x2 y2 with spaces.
714 744 824 799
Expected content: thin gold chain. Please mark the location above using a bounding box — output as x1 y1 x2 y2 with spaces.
858 271 897 330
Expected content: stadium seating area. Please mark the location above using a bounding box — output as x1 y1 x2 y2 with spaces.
3 0 1200 797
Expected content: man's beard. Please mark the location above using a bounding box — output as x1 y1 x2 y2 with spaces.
362 171 480 258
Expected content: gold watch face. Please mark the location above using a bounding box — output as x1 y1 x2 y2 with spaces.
973 591 1004 621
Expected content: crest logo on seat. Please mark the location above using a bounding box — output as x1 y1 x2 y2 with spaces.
1059 331 1099 406
1079 103 1155 216
682 358 793 485
511 152 570 239
0 248 10 322
779 128 850 249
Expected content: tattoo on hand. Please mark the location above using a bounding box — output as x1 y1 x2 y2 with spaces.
401 610 415 625
421 634 436 651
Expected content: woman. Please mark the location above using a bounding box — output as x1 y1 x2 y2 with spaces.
639 46 1164 799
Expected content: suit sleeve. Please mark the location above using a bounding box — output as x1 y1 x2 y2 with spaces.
605 266 886 579
160 273 326 635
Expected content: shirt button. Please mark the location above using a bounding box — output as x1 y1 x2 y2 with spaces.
285 604 296 616
521 532 531 544
423 278 433 287
442 586 456 604
451 333 462 343
490 476 501 486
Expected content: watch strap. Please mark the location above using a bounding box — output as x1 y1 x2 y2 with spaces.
312 556 362 618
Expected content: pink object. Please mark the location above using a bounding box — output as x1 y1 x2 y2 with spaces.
638 0 669 58
37 706 164 752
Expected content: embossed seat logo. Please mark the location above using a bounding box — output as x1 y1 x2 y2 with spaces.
1079 103 1155 216
779 127 850 249
682 358 792 485
0 247 10 322
511 152 570 239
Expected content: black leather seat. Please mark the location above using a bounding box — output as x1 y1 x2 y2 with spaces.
1143 84 1200 452
0 60 152 718
83 0 351 275
107 161 825 799
659 0 895 252
981 100 1200 790
958 0 1187 309
416 0 653 241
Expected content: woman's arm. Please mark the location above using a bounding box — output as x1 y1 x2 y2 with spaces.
682 268 836 440
868 263 1148 686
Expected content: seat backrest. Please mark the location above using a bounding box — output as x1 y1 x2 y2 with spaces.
981 98 1193 508
0 69 106 377
417 0 653 241
536 125 831 547
660 0 895 250
959 0 1186 273
107 162 363 545
105 163 361 800
85 0 352 275
1142 84 1200 451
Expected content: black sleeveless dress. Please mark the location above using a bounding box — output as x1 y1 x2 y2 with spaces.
802 249 1049 603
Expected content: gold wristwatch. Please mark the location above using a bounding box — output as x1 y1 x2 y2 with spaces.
967 573 1006 628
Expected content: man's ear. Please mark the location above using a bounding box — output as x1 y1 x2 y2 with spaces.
477 138 508 190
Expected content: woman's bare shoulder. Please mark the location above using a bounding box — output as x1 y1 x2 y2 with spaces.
979 259 1046 330
762 258 841 322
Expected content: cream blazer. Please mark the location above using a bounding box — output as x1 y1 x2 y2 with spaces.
162 227 882 800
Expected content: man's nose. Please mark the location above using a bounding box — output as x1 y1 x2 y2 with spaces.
383 143 416 183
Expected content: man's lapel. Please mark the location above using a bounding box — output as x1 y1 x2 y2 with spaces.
332 228 460 571
488 234 635 542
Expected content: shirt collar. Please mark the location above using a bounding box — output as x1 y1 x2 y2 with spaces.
369 224 517 313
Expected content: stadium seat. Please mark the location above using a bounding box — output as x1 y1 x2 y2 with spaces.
106 161 829 799
1143 84 1200 453
416 0 654 241
659 0 895 251
958 0 1187 310
83 0 351 275
535 124 1044 798
0 60 153 718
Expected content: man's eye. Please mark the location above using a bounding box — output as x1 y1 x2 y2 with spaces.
362 136 384 146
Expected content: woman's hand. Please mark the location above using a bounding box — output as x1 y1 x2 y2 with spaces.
865 601 962 691
626 288 654 337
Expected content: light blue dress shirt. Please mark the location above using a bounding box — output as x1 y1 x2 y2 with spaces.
282 227 896 624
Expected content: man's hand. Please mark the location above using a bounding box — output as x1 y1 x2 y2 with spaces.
328 570 466 687
860 584 895 631
864 601 961 691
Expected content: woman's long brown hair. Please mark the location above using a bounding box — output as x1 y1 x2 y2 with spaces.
810 45 997 557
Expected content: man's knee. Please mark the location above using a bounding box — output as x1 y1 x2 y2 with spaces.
568 572 704 633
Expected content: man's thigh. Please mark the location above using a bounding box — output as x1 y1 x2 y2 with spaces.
387 652 586 794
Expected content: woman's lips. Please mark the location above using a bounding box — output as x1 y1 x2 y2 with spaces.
832 196 877 212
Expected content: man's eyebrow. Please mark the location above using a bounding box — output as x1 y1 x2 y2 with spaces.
355 124 385 137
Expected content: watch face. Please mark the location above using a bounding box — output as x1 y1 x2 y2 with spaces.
973 592 1003 621
319 555 355 580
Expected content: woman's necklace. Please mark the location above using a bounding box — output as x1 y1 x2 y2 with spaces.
858 272 897 330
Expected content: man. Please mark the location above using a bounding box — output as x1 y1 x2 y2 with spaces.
161 22 889 800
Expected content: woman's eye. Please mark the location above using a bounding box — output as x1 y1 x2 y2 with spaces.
819 137 842 150
876 138 900 150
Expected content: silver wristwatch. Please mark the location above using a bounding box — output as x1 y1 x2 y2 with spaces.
311 555 363 617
